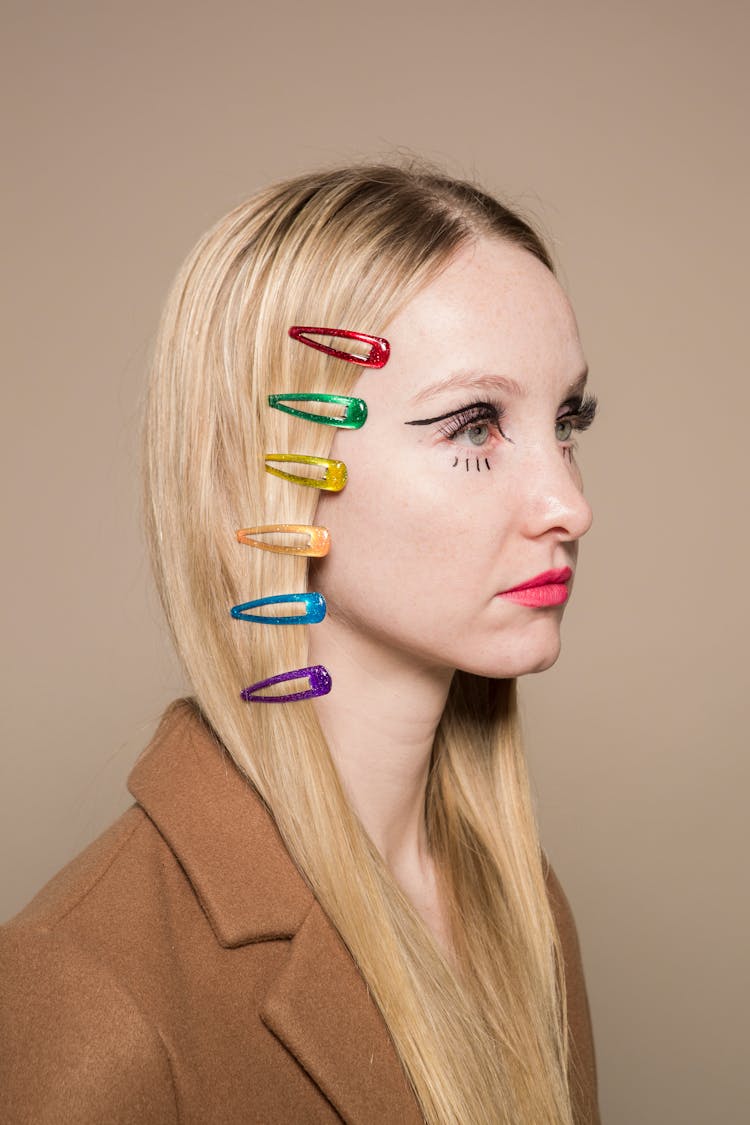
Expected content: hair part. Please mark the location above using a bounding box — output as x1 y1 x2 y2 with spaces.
144 162 578 1124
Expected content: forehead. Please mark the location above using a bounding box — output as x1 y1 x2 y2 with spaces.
380 237 584 400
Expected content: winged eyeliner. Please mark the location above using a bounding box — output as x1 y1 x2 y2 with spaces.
404 403 495 426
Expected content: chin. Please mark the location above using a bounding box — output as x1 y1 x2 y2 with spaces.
523 647 562 675
517 635 563 677
457 629 563 679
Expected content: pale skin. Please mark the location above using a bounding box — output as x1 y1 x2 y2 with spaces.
308 237 594 950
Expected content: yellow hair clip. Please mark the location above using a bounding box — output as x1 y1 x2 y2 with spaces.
264 454 347 492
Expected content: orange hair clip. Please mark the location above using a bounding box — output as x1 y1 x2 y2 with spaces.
235 524 331 558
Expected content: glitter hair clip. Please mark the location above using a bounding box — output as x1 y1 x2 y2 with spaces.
289 326 390 368
268 393 368 429
236 524 331 557
241 664 332 703
230 592 326 625
265 454 347 491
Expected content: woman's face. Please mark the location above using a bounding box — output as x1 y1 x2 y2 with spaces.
311 237 594 680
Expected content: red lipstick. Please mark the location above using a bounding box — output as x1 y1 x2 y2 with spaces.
497 567 572 608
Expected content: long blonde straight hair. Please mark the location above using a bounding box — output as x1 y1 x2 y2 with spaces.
144 164 580 1123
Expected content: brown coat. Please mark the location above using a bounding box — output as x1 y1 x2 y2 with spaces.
0 701 599 1124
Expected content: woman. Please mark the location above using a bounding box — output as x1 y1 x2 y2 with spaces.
0 165 600 1123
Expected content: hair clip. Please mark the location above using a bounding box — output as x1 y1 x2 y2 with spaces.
241 664 332 703
289 326 390 368
230 592 326 625
268 393 368 429
236 524 331 557
265 454 347 491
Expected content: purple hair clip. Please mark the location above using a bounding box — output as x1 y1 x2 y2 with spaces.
240 664 332 703
289 326 390 368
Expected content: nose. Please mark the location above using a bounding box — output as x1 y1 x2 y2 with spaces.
516 448 593 544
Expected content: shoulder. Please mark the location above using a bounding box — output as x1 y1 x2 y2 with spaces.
0 806 183 1123
544 859 584 965
3 801 180 955
0 924 178 1124
0 704 316 1124
543 859 593 1035
544 858 601 1125
7 806 145 931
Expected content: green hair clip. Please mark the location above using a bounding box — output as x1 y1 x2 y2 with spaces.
268 393 367 429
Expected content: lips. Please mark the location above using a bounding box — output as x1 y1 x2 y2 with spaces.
497 567 572 608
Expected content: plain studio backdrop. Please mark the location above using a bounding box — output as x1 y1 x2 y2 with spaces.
2 2 747 1122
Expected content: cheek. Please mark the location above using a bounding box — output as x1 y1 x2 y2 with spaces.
312 462 479 608
309 453 568 678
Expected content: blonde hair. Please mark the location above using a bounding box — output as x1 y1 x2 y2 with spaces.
144 164 579 1123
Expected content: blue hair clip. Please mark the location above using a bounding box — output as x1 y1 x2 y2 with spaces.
230 592 326 625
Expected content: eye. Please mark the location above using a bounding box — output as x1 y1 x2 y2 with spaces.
456 421 492 447
556 393 598 444
438 402 507 446
403 399 508 451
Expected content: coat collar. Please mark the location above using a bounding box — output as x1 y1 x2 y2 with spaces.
128 699 313 946
128 700 423 1124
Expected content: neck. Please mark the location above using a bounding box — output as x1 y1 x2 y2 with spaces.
308 618 453 880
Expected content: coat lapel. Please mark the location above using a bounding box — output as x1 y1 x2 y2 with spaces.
260 901 424 1125
129 700 312 946
130 701 424 1124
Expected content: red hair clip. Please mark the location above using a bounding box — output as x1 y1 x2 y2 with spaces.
288 326 390 368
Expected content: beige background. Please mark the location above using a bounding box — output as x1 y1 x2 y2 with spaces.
2 1 748 1121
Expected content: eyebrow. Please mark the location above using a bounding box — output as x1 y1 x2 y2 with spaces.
406 366 589 410
407 371 525 408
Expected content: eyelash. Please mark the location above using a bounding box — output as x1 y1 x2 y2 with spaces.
440 393 599 444
438 400 507 442
555 393 598 461
557 393 598 435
